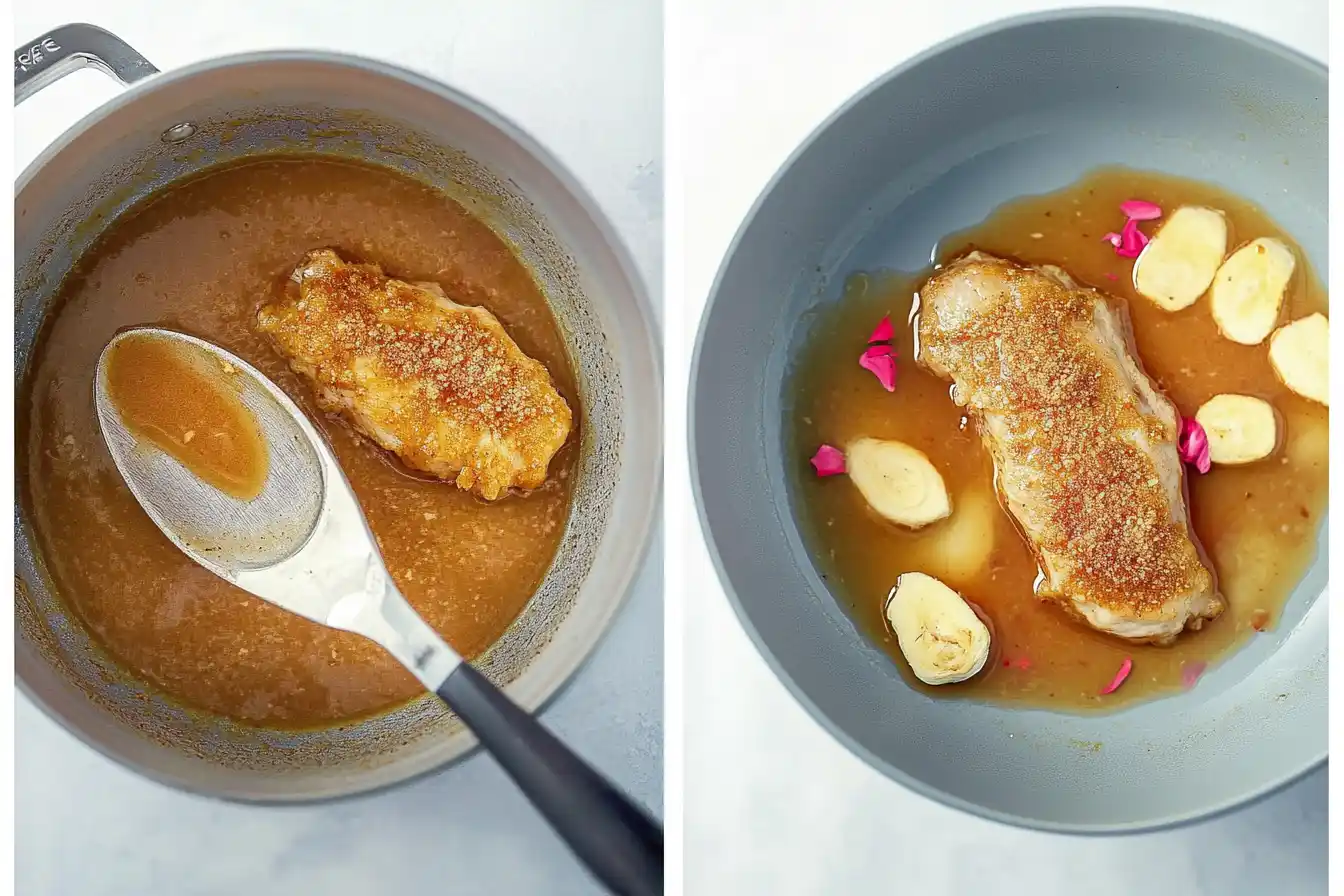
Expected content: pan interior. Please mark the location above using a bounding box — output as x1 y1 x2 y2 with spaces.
16 68 624 797
692 11 1326 830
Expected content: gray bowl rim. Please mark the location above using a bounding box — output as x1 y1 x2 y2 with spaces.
16 47 664 809
688 5 1326 835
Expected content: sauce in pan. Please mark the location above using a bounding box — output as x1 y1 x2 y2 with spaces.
21 157 579 727
790 167 1328 710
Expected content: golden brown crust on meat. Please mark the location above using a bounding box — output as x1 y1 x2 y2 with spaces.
257 249 571 499
920 255 1213 618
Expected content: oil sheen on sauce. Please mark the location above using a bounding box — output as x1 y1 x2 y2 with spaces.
21 157 579 727
789 167 1328 710
104 334 269 502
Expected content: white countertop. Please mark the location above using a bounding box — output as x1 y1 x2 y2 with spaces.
674 1 1327 894
15 2 662 894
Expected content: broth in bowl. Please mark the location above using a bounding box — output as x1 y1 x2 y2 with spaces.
789 168 1328 711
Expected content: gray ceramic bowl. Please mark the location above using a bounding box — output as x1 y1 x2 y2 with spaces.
690 9 1327 832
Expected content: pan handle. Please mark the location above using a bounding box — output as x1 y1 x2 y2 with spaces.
15 23 158 105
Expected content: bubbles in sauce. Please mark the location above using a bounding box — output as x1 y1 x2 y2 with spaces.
103 334 270 502
789 167 1328 711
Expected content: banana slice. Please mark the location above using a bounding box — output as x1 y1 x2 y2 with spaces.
846 437 951 529
1133 206 1228 311
1268 313 1329 406
1209 238 1295 345
1194 394 1278 465
920 485 998 584
885 572 991 686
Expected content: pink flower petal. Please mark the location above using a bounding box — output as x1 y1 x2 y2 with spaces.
1178 417 1212 474
809 444 846 477
1102 231 1123 248
868 315 894 344
1103 272 1118 281
1099 657 1133 695
1119 199 1163 221
1181 661 1208 689
859 345 898 392
1115 218 1150 258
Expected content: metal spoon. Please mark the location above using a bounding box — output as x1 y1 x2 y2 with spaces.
94 328 663 896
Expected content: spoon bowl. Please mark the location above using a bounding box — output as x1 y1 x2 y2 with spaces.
97 329 323 569
95 328 451 678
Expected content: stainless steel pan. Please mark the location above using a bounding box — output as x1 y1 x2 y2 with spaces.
16 23 662 802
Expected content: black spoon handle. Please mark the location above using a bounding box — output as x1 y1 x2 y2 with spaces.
436 663 664 896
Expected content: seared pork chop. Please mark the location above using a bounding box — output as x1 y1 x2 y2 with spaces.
917 252 1221 644
257 249 572 500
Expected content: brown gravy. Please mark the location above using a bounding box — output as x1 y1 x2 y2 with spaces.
104 333 269 502
21 157 579 727
789 167 1328 710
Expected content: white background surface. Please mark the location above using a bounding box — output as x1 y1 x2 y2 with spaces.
14 2 662 895
674 1 1328 894
11 0 1337 894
